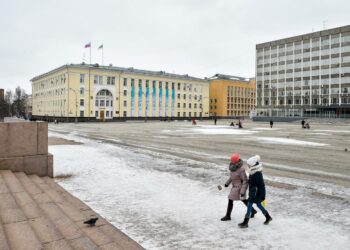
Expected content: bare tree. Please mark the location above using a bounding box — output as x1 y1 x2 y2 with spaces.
13 86 27 117
4 90 13 117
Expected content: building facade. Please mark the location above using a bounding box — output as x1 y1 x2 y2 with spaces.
256 25 350 118
31 64 210 121
209 74 255 118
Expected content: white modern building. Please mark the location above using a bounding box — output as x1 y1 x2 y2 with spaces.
255 25 350 118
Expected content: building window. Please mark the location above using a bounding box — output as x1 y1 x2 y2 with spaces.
106 100 110 106
124 90 127 96
172 82 175 90
80 74 84 84
177 103 180 108
183 94 186 99
100 100 105 106
215 99 217 103
111 100 113 106
152 81 156 88
95 111 98 117
123 101 127 107
139 79 142 87
177 83 181 90
146 80 149 88
159 81 162 88
189 112 191 117
194 103 197 108
177 112 180 117
80 87 84 95
107 76 115 85
177 93 180 99
189 103 192 108
80 111 84 117
123 78 127 86
123 111 127 117
183 112 186 117
183 103 186 108
131 79 134 87
194 112 197 117
106 111 109 117
80 99 84 106
95 100 98 106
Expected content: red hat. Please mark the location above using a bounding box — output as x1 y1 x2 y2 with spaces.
230 153 240 164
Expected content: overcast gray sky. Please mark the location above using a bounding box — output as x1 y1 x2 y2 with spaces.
1 0 349 93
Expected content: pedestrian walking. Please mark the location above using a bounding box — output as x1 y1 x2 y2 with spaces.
238 120 243 128
221 153 257 221
214 117 217 125
238 155 272 228
270 120 273 128
301 119 305 128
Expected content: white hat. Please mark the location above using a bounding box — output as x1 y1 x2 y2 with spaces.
247 155 261 167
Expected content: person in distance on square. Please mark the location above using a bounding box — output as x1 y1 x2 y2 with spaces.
221 153 257 221
238 155 272 228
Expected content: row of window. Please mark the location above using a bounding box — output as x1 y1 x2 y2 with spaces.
257 33 350 56
33 74 67 91
260 97 350 106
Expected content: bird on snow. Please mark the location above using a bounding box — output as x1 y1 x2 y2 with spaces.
83 217 98 226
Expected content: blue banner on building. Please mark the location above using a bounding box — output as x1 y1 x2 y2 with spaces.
138 86 142 117
152 87 156 117
146 86 150 117
131 86 135 117
171 89 175 117
165 88 169 117
159 88 163 117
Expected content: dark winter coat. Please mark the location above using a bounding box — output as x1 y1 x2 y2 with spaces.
247 171 266 203
225 160 248 200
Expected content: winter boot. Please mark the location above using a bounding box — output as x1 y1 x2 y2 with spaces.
250 209 258 218
238 217 249 228
221 200 233 221
221 215 231 221
263 212 272 225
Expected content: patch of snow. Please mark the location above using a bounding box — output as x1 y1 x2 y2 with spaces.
191 127 258 135
246 137 328 147
310 133 331 136
313 129 350 133
251 127 281 131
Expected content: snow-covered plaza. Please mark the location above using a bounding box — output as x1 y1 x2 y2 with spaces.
48 120 350 249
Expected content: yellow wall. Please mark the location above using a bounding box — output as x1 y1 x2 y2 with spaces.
32 65 210 119
209 79 255 117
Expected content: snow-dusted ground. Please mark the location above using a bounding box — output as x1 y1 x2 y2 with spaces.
49 129 350 250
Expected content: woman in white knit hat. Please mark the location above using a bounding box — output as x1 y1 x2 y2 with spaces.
238 155 272 228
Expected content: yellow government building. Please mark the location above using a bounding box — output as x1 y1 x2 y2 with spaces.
209 74 255 118
31 63 210 121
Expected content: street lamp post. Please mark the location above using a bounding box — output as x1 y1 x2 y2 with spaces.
69 88 78 123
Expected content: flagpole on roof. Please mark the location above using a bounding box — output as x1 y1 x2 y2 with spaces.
89 44 91 65
98 44 104 65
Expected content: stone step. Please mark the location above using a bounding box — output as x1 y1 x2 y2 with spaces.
0 223 10 250
0 170 24 193
27 175 104 249
42 177 143 249
15 172 43 195
4 221 43 250
0 171 143 249
13 172 78 249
